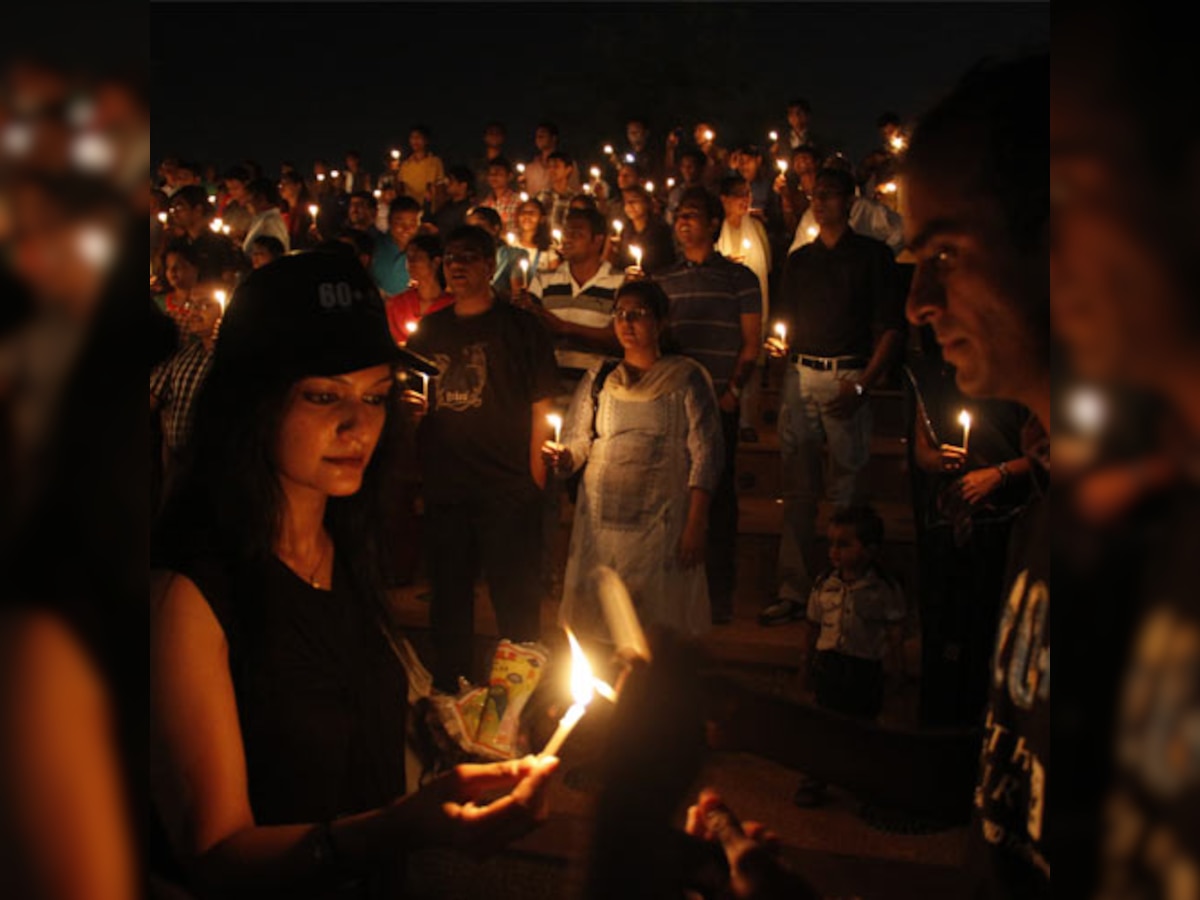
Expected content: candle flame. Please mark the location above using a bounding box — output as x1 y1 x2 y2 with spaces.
551 228 563 244
631 245 643 265
506 231 517 247
880 181 898 194
703 129 714 142
603 144 614 156
519 191 529 203
207 194 217 205
516 162 526 174
221 225 231 235
777 159 789 174
769 130 779 142
214 289 227 312
519 258 529 272
589 166 601 179
645 181 654 193
593 679 618 703
331 169 340 178
391 148 401 160
565 629 595 707
666 177 675 189
742 238 752 251
316 173 325 182
958 410 972 429
373 189 382 199
308 204 319 218
612 220 623 235
210 218 223 233
582 183 592 194
405 320 418 335
774 321 787 339
806 225 819 239
890 134 906 152
157 211 168 224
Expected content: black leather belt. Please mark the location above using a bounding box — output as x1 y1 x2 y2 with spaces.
790 354 869 371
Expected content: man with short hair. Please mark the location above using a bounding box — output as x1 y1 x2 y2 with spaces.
406 224 560 693
430 166 474 237
474 121 508 193
371 196 420 296
218 165 253 241
656 187 762 624
523 122 579 196
463 206 527 301
759 167 903 627
241 178 290 257
786 158 904 257
523 207 623 386
480 157 521 232
343 149 372 195
536 151 579 233
623 116 663 186
665 149 706 224
166 186 240 283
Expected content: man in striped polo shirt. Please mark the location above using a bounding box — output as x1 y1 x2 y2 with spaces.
656 187 763 624
524 207 624 393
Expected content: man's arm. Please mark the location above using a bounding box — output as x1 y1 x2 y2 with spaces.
534 310 622 355
859 328 904 392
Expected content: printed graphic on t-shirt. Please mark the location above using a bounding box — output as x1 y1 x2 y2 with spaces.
434 343 487 412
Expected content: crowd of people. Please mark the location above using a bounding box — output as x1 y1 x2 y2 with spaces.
145 55 1065 899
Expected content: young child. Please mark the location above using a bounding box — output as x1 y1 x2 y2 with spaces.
794 505 906 806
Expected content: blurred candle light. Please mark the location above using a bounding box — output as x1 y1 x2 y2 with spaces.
603 144 614 156
777 159 789 174
157 211 168 224
630 245 643 269
519 191 529 203
666 177 676 189
210 217 224 233
645 181 654 193
703 129 715 143
208 194 217 205
774 321 787 344
890 134 907 152
506 231 517 247
373 189 382 199
540 629 593 758
1068 386 1107 436
806 225 819 240
958 410 972 455
624 153 635 164
589 166 601 180
518 257 530 288
547 413 563 445
879 181 898 195
222 225 231 235
551 228 563 246
316 173 326 182
214 289 227 313
331 169 340 178
391 148 401 160
769 130 779 143
612 220 624 238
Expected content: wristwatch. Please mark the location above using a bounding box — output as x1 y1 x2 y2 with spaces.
996 460 1011 486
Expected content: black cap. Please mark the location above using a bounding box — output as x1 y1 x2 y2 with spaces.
217 253 407 379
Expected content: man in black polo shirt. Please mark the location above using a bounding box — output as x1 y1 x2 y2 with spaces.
166 186 242 284
760 168 904 626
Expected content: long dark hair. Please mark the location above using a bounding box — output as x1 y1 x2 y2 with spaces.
152 349 404 624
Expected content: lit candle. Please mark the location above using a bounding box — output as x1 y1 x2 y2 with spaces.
506 231 517 247
210 217 224 233
589 166 601 180
612 220 623 238
879 181 898 195
777 159 789 175
207 194 217 205
214 289 227 312
806 225 819 240
774 321 787 344
308 204 319 222
703 129 715 143
373 189 382 199
405 320 418 337
519 191 529 203
516 162 526 175
582 183 592 194
331 169 340 179
518 256 530 288
157 211 168 224
541 629 594 758
666 177 675 190
958 410 972 455
603 144 614 156
391 148 401 160
768 130 779 143
624 153 635 164
547 413 563 445
221 225 231 235
645 181 654 193
419 372 429 398
630 245 643 269
316 173 326 182
551 228 563 247
890 134 906 153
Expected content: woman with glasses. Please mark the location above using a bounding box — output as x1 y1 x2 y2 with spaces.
542 279 723 639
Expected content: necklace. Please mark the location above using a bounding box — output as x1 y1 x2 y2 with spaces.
282 536 331 590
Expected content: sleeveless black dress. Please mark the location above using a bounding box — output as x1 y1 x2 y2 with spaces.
177 548 409 895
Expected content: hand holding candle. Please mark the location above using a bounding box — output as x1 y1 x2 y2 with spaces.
541 629 595 758
630 244 643 272
518 257 530 289
767 321 788 357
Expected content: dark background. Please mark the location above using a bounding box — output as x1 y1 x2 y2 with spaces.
152 2 1048 176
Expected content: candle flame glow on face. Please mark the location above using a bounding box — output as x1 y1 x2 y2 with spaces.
565 629 595 707
958 410 972 430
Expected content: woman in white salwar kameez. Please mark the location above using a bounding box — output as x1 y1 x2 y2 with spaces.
542 280 723 641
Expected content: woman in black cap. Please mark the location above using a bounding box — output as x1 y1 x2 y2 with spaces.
150 252 557 898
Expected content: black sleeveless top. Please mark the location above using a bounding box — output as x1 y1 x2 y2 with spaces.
180 549 408 829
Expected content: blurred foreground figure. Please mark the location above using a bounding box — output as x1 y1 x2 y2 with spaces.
0 58 145 898
1054 13 1200 897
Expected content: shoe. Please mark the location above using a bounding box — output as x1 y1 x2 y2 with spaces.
757 598 804 626
793 776 828 808
739 426 759 443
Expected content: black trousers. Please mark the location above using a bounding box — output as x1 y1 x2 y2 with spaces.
813 649 884 720
706 410 740 618
425 491 544 692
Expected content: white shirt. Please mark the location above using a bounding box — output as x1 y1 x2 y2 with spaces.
242 208 291 255
715 216 771 329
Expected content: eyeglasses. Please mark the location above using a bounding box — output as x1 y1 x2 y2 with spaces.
612 308 654 323
444 252 484 265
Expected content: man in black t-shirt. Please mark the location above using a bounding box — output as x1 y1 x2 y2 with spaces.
406 225 560 692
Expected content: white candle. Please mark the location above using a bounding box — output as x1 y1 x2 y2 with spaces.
518 257 530 288
547 413 563 444
630 245 643 269
419 371 429 399
777 159 789 174
774 321 787 344
612 220 623 238
958 410 972 455
551 228 563 247
540 629 595 758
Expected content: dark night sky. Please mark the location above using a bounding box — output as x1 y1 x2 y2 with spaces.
152 2 1048 176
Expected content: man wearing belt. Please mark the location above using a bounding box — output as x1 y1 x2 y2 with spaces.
760 167 904 626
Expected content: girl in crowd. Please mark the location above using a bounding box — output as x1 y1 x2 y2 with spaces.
384 233 454 344
278 170 315 251
610 184 676 276
543 279 722 639
514 197 560 275
150 253 556 898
